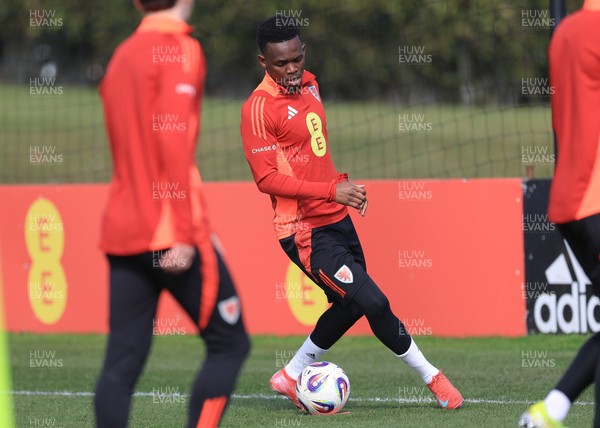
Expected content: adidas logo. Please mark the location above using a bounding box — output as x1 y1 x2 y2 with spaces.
306 353 316 359
287 105 298 120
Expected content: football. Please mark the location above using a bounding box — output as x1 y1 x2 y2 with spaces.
295 361 350 415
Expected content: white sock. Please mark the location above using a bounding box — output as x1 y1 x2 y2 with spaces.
284 336 328 379
544 389 571 422
397 338 439 384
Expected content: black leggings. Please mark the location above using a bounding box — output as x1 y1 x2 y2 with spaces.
551 214 600 425
280 216 412 356
310 280 412 356
94 247 249 428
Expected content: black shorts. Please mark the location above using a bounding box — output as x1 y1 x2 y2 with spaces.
280 215 368 306
106 242 243 343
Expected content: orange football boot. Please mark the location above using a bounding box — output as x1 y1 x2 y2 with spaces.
270 368 302 409
427 371 463 409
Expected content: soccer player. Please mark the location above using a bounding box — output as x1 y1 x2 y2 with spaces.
519 1 600 427
94 0 250 427
240 17 462 411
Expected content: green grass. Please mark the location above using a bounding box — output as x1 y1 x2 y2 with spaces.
0 83 552 183
8 334 596 427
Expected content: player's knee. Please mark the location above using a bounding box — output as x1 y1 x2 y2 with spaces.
206 327 250 361
345 301 365 321
362 291 390 318
98 366 136 393
234 330 251 360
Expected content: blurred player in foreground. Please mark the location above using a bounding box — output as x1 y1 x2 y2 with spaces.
240 17 462 411
519 1 600 427
94 0 249 426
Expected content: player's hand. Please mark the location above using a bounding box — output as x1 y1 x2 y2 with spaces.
335 181 367 211
358 198 368 217
356 185 368 217
159 243 195 274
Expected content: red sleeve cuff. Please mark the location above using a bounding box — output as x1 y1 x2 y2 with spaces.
327 180 336 202
327 173 349 202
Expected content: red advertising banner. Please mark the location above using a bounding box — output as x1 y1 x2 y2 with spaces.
0 179 526 337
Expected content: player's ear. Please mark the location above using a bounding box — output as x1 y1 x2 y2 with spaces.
133 0 144 12
257 54 267 70
302 43 306 54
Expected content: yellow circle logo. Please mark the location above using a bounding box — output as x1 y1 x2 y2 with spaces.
285 262 329 326
25 198 64 259
24 198 67 325
305 112 327 157
28 263 67 325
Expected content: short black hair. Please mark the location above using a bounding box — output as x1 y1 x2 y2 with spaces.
138 0 177 12
257 16 301 54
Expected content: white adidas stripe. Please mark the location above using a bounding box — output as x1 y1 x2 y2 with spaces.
287 106 298 120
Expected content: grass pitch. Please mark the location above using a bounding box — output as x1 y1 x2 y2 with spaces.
8 333 596 427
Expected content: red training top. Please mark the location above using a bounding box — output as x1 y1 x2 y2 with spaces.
241 71 348 239
99 15 210 254
548 0 600 223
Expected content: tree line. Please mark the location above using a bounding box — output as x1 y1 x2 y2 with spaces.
0 0 578 103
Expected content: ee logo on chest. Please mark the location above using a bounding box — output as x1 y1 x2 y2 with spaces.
305 112 327 157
